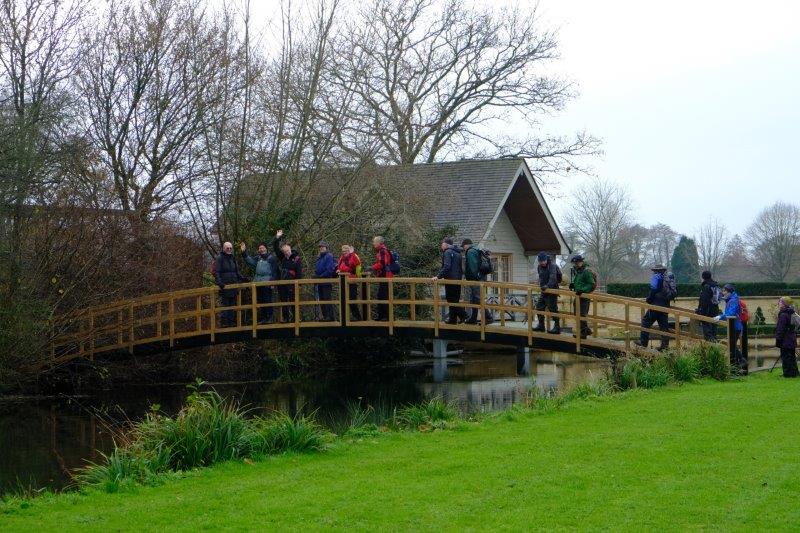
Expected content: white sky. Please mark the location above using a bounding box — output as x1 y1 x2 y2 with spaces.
244 0 799 238
538 0 800 238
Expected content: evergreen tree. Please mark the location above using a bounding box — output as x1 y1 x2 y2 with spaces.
671 236 701 283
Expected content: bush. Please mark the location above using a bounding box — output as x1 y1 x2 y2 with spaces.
671 353 702 382
690 344 730 381
397 398 455 429
606 282 800 298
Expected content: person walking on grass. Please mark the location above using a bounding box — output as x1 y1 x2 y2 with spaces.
432 237 466 324
775 296 799 378
272 229 303 323
314 241 336 321
240 241 277 324
336 244 362 321
714 283 746 374
696 270 721 341
215 241 247 327
533 252 561 334
569 254 595 338
462 238 492 325
634 264 674 351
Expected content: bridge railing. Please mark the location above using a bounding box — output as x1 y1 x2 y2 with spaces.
48 276 738 366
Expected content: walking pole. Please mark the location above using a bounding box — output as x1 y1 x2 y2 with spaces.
769 356 781 373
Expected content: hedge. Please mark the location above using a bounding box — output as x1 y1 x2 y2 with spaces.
605 282 800 298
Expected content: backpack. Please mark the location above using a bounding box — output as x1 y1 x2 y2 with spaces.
660 273 678 301
589 270 598 292
790 312 800 332
709 284 722 306
478 249 493 276
209 257 218 277
387 249 400 274
738 299 749 323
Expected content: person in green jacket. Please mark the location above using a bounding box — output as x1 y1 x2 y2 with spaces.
569 254 595 338
462 239 493 325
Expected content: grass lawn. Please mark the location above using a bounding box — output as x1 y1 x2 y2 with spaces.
2 372 798 531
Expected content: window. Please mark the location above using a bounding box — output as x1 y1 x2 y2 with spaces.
489 253 512 283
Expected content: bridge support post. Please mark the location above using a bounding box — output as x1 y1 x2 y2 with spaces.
433 357 448 383
517 347 531 376
432 339 448 358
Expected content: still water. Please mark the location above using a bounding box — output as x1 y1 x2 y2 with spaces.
0 351 608 495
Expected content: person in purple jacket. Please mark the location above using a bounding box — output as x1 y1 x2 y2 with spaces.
775 296 799 378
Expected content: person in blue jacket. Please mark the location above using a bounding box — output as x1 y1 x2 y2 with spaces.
314 241 337 321
714 283 747 374
634 264 671 350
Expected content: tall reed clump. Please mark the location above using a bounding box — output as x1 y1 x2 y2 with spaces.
77 384 328 492
396 397 456 430
612 344 730 391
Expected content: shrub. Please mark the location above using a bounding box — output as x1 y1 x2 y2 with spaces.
397 398 455 429
249 413 327 455
691 343 730 381
606 282 800 298
671 353 702 382
562 378 612 401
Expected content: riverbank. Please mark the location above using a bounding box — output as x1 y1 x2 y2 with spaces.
2 372 798 530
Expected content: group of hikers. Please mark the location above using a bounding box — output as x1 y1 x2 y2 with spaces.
212 231 799 378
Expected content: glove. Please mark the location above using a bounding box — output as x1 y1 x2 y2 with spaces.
218 283 225 291
568 283 575 290
645 297 653 305
713 315 722 323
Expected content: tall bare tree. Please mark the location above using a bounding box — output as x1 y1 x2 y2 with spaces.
695 217 729 273
645 223 678 267
564 178 633 283
332 0 599 171
746 201 800 282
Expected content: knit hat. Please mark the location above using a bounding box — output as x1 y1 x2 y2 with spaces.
318 241 329 248
461 238 473 246
571 254 584 263
537 251 549 262
701 270 712 280
723 283 735 292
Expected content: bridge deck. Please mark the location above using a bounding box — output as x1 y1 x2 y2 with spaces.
46 277 739 368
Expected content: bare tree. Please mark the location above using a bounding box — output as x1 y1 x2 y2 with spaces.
746 201 800 282
695 217 729 273
332 0 599 172
564 178 633 283
645 223 678 267
619 223 649 274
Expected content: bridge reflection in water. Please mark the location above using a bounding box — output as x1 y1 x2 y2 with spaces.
48 276 742 368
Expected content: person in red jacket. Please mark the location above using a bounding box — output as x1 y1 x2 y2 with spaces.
370 236 393 320
336 244 362 321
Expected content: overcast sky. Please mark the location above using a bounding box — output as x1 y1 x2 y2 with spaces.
538 0 800 238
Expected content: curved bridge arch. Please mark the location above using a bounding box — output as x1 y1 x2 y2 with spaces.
47 277 737 368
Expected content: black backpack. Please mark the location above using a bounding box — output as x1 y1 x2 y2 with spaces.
478 249 493 276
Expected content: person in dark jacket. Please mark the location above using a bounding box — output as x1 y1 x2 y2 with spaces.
215 241 247 327
533 252 560 334
714 283 746 374
314 241 337 321
432 237 466 324
696 270 721 341
462 238 492 325
336 244 362 321
272 229 303 322
240 241 278 324
774 296 799 378
634 264 671 350
370 236 393 321
569 254 595 338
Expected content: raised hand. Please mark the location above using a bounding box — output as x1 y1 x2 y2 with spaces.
276 229 284 239
239 242 246 252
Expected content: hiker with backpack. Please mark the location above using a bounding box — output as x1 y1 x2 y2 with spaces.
240 241 278 324
273 229 303 323
214 241 248 327
432 237 466 324
714 283 747 374
774 296 799 378
462 238 493 325
696 270 722 341
569 254 596 338
336 244 362 321
634 263 675 351
369 236 396 321
314 241 337 321
533 252 562 334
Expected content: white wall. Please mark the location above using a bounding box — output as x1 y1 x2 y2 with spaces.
480 209 532 284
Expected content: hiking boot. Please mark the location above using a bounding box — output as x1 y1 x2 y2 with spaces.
532 324 546 332
547 327 561 335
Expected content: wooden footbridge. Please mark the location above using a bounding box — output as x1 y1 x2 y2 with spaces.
47 276 739 367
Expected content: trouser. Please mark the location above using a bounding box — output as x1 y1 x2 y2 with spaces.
779 347 799 378
639 310 669 349
375 281 388 320
256 286 273 323
730 329 747 374
277 285 294 322
466 284 492 323
347 283 361 321
700 320 717 342
536 293 559 329
444 284 466 323
220 291 237 327
574 296 591 334
317 283 334 321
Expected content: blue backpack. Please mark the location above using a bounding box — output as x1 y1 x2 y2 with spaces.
388 250 401 274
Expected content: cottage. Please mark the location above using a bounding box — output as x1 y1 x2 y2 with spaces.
393 158 569 284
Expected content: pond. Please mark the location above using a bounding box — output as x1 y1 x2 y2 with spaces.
0 350 609 495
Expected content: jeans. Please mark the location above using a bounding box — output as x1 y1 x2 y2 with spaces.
317 283 334 321
639 310 669 349
444 283 466 323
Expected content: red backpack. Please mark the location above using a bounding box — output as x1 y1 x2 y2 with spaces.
738 299 749 323
209 258 218 277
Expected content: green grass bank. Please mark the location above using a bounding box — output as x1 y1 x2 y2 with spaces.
2 372 799 531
